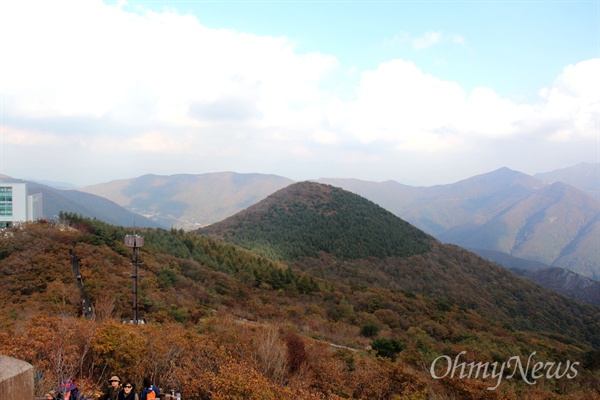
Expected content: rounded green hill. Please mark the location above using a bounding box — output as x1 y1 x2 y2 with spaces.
198 181 434 261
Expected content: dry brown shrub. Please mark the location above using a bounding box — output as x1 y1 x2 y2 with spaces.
93 294 116 322
284 330 308 375
253 324 288 384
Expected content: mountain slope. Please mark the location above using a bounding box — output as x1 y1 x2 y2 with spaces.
0 177 159 228
439 182 600 279
320 168 543 235
320 168 599 280
198 181 433 261
517 267 600 307
468 248 551 272
2 216 600 398
535 162 600 198
80 172 294 230
470 248 600 306
198 182 600 348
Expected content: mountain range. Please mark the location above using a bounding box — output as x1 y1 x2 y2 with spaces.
535 162 600 199
1 182 599 398
76 163 599 281
319 166 600 280
5 163 597 304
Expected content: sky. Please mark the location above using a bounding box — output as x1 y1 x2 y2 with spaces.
0 0 598 187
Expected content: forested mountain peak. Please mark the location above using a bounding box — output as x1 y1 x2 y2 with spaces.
197 181 600 350
198 181 434 261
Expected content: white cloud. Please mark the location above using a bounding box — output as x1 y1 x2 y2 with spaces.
0 1 597 186
337 60 466 148
2 127 59 147
413 31 443 49
537 59 600 141
291 144 312 156
312 57 598 158
311 129 340 145
0 0 337 127
450 34 466 46
412 31 467 49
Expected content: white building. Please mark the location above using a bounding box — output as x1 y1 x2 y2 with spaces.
0 183 43 227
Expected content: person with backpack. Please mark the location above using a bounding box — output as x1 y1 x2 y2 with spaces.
140 377 160 400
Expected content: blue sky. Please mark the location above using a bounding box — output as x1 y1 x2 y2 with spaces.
1 0 598 186
137 1 597 98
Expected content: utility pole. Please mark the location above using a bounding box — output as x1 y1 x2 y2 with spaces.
124 234 144 324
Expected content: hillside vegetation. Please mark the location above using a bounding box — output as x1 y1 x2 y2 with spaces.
0 213 599 398
199 182 433 261
198 182 600 347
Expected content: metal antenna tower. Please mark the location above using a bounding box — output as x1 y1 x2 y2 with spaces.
124 233 144 324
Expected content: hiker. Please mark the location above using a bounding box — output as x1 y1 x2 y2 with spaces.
55 379 86 400
117 379 139 400
100 375 122 400
140 377 160 400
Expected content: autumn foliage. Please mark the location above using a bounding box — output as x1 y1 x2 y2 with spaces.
0 219 599 399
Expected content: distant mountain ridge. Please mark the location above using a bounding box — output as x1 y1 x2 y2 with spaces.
0 177 160 228
321 168 544 235
76 165 599 280
472 248 600 306
535 162 600 198
320 168 600 280
437 181 598 271
516 267 600 307
81 172 294 230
